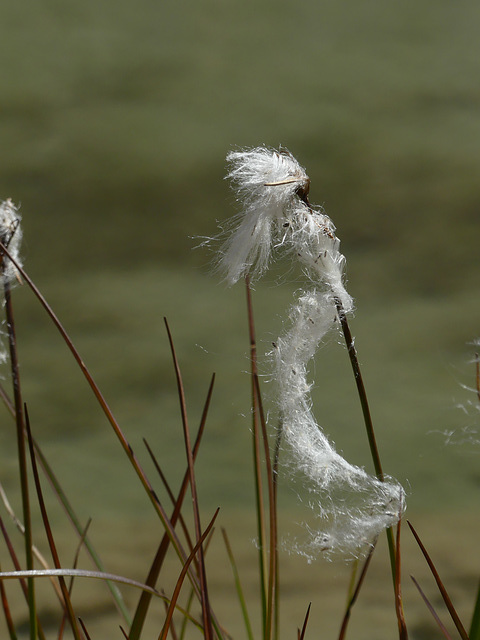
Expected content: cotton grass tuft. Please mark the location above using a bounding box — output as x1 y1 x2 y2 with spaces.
220 146 405 558
0 199 23 285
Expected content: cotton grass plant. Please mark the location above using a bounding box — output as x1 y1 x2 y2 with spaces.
0 153 478 640
220 146 404 558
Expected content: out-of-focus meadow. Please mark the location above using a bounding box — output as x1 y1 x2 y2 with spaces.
0 1 479 638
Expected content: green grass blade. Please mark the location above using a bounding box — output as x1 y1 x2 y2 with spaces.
469 579 480 640
221 528 254 640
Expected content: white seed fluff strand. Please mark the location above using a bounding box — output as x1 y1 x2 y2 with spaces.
0 199 22 285
221 146 405 557
0 199 23 365
220 147 311 285
273 291 404 557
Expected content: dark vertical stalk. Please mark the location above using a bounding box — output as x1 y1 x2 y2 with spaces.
253 376 278 640
1 252 37 640
245 276 268 633
164 319 213 640
334 297 398 585
334 298 384 480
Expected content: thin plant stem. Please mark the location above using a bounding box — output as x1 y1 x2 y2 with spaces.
0 562 18 640
164 319 213 640
0 518 48 640
245 276 268 632
334 297 398 584
394 516 408 639
1 265 36 640
272 421 283 640
0 380 131 624
410 576 453 640
334 298 384 480
158 509 219 640
129 375 214 640
24 405 83 640
221 528 254 640
253 375 278 640
338 542 376 640
298 603 311 640
408 521 469 640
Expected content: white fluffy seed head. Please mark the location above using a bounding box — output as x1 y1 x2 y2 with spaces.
219 146 311 284
0 199 22 284
219 145 405 557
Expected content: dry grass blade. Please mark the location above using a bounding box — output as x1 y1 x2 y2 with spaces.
158 508 220 640
410 575 453 640
162 595 179 640
0 242 205 607
253 373 278 640
58 519 93 640
164 318 213 640
335 296 399 589
129 375 214 640
78 618 92 640
179 589 195 640
0 563 18 640
298 603 311 640
0 487 63 604
408 521 469 640
338 542 376 640
144 439 196 560
394 517 408 640
2 249 36 640
0 376 131 625
245 276 268 629
24 404 83 640
0 518 48 640
0 381 15 417
0 569 162 596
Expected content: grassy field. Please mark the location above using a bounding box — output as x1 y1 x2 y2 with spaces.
0 264 478 638
0 0 479 637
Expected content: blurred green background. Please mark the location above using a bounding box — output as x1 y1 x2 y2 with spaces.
0 0 479 638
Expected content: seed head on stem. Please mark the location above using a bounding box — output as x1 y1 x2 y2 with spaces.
0 199 23 285
219 146 405 558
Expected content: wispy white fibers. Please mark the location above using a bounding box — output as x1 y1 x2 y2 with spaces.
220 146 404 558
0 199 23 365
0 199 23 285
219 147 311 285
